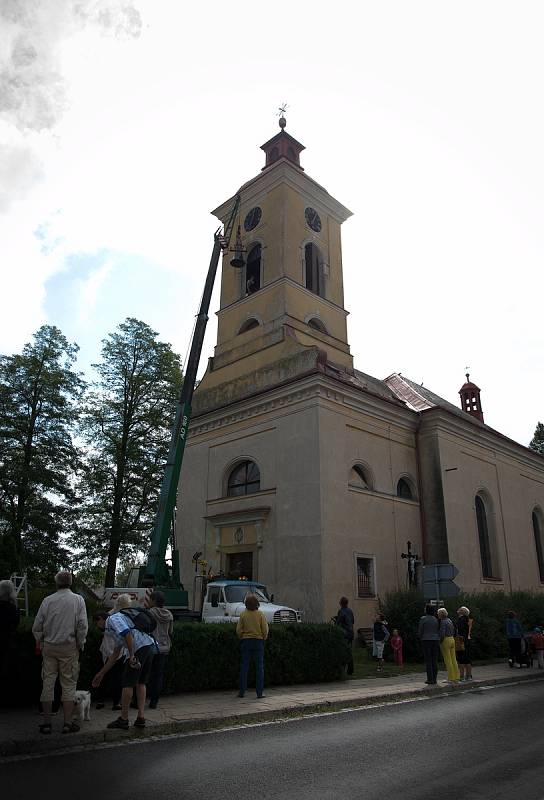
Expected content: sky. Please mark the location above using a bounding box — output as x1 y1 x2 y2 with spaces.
1 0 543 447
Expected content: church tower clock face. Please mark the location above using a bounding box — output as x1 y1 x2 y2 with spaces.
244 206 262 231
305 206 322 233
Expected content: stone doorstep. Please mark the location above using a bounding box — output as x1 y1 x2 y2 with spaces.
2 671 543 760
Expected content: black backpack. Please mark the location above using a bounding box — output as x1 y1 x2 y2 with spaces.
120 607 157 635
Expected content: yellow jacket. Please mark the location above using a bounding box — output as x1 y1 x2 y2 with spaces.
236 609 269 640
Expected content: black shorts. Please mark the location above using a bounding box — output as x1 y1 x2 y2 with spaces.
121 646 154 688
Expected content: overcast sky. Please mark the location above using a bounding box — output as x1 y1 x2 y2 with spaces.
1 1 543 447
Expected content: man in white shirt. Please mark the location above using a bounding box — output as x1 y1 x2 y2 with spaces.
92 594 155 730
32 571 88 734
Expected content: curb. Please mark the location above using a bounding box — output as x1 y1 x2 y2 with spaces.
2 671 543 759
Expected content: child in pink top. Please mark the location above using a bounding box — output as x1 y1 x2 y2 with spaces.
390 629 403 666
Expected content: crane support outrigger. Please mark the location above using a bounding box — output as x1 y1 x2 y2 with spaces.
135 195 241 610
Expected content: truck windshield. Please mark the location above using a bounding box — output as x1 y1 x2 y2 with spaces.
224 585 269 603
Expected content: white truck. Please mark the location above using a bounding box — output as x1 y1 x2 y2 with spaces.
202 580 301 624
102 579 302 624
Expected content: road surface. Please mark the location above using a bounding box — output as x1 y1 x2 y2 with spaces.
6 679 544 800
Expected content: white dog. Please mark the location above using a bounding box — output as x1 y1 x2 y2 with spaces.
73 690 91 722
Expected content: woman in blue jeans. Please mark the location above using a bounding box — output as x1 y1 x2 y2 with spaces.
236 594 269 698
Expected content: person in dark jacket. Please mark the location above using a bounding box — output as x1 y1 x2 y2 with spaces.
505 611 524 667
418 604 440 685
335 597 355 676
373 614 389 672
0 580 20 686
456 606 473 681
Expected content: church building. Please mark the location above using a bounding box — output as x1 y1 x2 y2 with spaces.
176 119 544 624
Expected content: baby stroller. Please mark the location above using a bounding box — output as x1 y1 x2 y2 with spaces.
516 635 534 668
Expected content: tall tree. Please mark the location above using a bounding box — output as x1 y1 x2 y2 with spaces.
530 422 544 455
0 326 84 581
74 318 183 586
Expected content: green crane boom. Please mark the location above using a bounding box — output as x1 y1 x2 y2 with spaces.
142 195 241 605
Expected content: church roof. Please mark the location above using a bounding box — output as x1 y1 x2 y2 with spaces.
350 368 405 405
384 373 468 418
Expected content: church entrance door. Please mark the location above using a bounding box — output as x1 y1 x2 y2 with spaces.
226 551 253 580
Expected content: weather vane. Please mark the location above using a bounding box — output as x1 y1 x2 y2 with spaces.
278 103 288 129
465 365 470 382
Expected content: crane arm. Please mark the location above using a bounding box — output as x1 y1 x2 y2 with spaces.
145 195 241 586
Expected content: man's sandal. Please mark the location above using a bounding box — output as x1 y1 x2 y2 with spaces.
39 723 52 735
61 722 80 734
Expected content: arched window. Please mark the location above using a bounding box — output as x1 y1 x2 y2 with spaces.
397 478 414 500
245 244 261 294
307 317 328 334
238 318 260 335
227 461 261 497
305 243 324 297
533 509 544 583
349 464 373 491
269 146 279 164
287 146 296 161
475 494 500 579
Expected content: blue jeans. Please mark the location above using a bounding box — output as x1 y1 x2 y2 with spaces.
239 639 265 697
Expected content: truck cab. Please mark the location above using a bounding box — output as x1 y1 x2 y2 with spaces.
202 580 301 624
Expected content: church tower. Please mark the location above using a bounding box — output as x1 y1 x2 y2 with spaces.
197 117 353 400
177 121 421 624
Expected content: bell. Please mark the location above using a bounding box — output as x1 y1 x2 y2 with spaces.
230 225 245 269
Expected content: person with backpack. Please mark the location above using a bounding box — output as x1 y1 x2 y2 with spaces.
91 594 157 730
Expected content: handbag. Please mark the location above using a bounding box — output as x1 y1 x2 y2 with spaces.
455 634 465 652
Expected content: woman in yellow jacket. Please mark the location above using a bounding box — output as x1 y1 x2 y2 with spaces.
437 607 460 683
236 594 269 698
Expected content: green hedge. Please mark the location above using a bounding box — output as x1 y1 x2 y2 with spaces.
379 589 544 662
1 620 350 707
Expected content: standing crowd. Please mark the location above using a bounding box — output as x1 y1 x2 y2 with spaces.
335 597 474 685
25 572 174 734
3 576 544 735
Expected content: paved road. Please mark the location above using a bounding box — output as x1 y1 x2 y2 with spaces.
7 680 544 800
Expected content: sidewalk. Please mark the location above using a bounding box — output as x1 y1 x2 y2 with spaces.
1 663 542 759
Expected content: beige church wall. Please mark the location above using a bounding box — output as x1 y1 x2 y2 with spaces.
429 417 544 594
176 391 326 621
317 400 422 627
496 458 544 590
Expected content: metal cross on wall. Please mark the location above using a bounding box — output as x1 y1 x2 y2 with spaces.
401 540 420 588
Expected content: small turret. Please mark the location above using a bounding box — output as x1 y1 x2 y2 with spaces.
459 373 484 423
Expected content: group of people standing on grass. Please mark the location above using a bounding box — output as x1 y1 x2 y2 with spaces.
335 598 473 684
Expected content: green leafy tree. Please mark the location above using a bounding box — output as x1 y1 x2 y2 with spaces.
73 318 183 586
0 326 84 581
529 422 544 455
